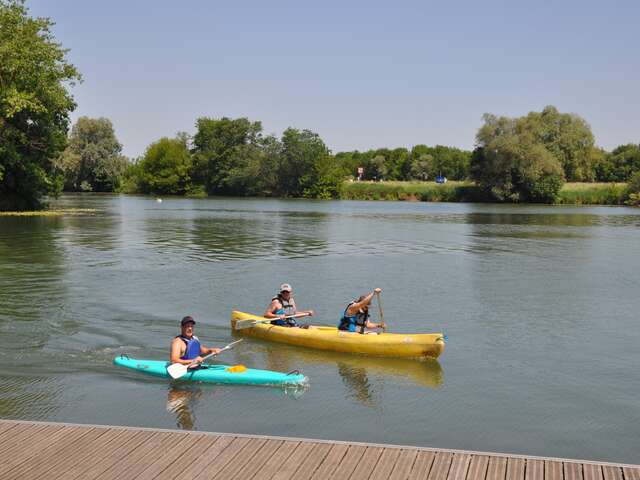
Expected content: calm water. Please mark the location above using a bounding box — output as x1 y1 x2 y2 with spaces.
1 194 639 464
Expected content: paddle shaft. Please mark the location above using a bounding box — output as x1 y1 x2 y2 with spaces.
186 338 243 368
235 312 311 330
375 291 386 332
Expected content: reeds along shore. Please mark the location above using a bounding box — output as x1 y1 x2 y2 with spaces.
340 181 632 205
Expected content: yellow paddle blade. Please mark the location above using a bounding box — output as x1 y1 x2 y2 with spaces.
226 365 247 373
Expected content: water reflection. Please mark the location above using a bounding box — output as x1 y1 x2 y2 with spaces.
258 343 443 408
166 385 203 430
141 213 330 262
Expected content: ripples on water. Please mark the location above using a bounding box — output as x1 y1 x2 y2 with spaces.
1 195 639 463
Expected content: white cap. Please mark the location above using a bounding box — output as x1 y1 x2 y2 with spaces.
280 283 292 292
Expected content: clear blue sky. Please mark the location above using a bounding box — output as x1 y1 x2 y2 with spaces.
29 0 640 159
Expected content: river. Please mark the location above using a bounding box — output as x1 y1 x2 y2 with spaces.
0 194 638 464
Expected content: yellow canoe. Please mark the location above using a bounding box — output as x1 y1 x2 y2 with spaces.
230 311 446 359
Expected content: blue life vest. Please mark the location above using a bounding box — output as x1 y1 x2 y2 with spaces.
177 335 201 360
270 295 297 327
338 302 368 333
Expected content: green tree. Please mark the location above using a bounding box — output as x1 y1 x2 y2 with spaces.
369 154 388 181
471 113 565 202
192 117 262 194
0 0 81 210
55 117 128 191
409 154 433 180
138 136 192 195
279 128 335 196
597 144 640 182
521 106 597 181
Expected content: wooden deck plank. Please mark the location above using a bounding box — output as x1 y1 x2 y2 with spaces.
0 421 20 441
192 436 252 480
602 465 623 480
145 434 226 480
329 444 367 479
22 427 124 480
407 450 436 480
583 464 604 480
52 428 135 480
388 449 419 480
526 459 545 480
467 455 490 480
506 457 525 480
0 421 637 480
546 460 564 480
446 453 472 480
229 439 284 480
309 443 350 480
0 424 66 468
270 441 317 480
0 422 49 450
91 430 168 480
369 447 402 480
289 442 332 480
67 429 154 480
3 426 97 478
426 452 454 480
211 437 269 479
349 446 385 480
622 467 640 480
247 440 299 480
486 456 507 480
96 431 186 480
565 462 584 480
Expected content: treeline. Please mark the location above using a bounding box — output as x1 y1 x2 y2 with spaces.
123 118 343 199
2 1 640 210
57 109 639 205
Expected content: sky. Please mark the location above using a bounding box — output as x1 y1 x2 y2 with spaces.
28 0 640 159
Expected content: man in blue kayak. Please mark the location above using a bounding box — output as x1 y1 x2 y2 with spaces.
338 288 386 333
263 283 315 327
170 316 221 365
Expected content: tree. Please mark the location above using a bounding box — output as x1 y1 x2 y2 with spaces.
192 117 262 194
0 0 81 210
596 144 640 182
471 113 565 202
55 117 128 191
409 153 433 180
279 128 334 196
521 106 597 181
138 137 192 195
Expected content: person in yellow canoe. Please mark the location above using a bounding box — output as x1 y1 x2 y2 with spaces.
170 316 221 365
338 288 386 333
263 283 314 327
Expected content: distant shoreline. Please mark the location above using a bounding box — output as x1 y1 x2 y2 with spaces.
340 181 630 206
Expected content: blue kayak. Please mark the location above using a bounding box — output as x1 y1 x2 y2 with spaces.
113 355 307 386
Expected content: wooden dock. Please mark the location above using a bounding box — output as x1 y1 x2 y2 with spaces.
0 419 637 480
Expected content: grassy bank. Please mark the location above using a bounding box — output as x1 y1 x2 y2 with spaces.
340 181 487 202
341 181 631 205
556 183 628 205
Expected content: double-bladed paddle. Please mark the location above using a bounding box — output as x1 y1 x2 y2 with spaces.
167 339 244 379
234 312 311 330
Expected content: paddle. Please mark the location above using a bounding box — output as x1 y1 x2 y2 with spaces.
167 339 244 379
234 312 311 330
375 290 386 332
